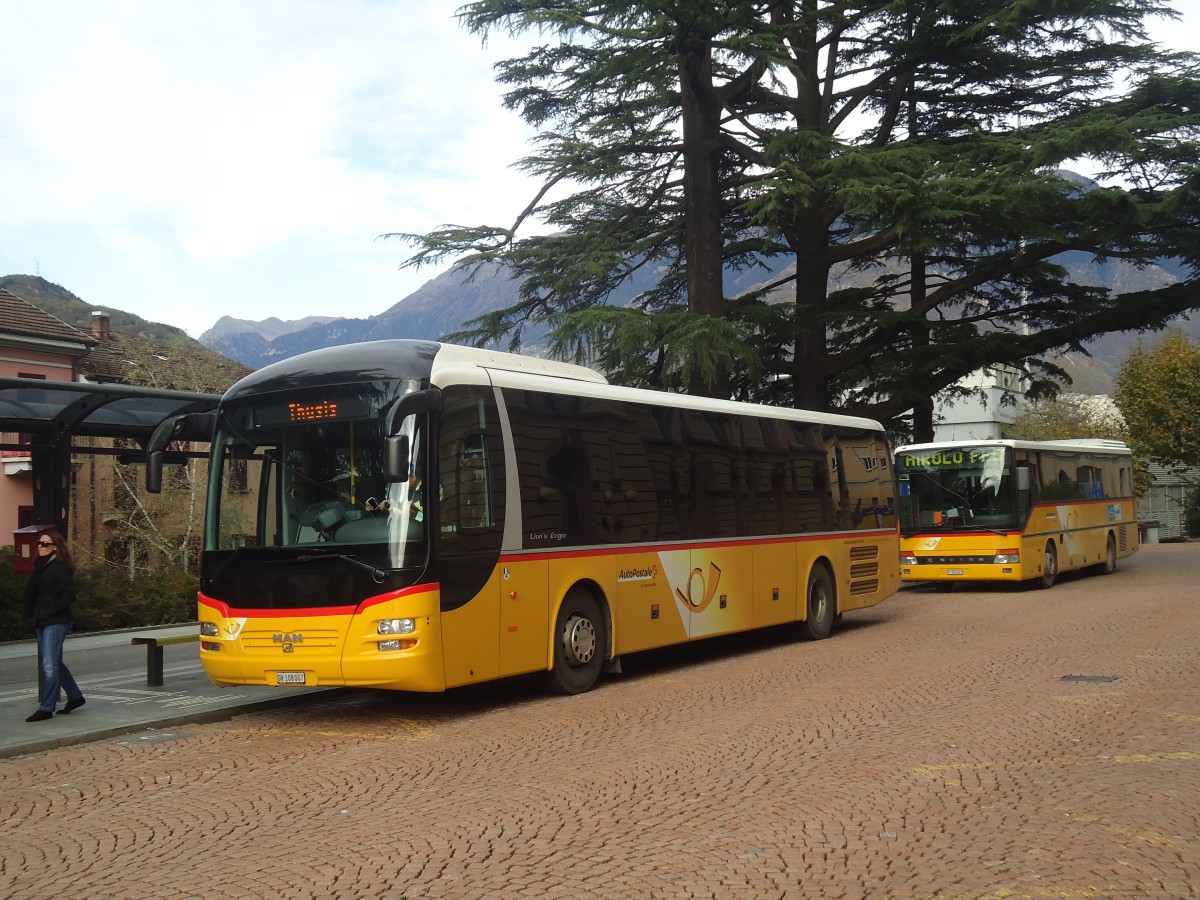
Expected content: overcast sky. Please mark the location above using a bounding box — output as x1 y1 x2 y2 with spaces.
1 2 1197 339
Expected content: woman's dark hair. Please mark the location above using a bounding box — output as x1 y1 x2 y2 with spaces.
40 530 73 569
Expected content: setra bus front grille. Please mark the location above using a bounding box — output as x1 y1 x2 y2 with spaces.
916 555 996 565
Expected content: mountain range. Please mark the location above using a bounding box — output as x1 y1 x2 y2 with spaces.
196 252 1196 397
198 253 802 364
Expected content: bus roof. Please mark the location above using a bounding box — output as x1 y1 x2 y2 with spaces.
440 346 884 432
895 438 1132 456
224 339 607 403
430 342 609 385
225 339 885 434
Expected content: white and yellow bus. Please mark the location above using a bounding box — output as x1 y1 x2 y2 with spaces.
149 340 899 694
895 439 1138 589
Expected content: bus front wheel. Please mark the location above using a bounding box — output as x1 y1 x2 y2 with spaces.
801 564 836 641
1038 542 1058 589
544 589 606 695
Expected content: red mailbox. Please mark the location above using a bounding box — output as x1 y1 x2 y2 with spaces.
13 525 56 575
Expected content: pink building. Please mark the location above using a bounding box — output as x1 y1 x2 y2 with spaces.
0 287 95 539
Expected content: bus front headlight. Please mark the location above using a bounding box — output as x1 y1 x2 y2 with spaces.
993 549 1020 564
378 618 416 635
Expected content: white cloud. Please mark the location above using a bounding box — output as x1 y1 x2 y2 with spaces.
0 1 540 334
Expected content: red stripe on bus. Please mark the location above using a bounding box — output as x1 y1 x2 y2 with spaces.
500 529 898 561
199 582 436 619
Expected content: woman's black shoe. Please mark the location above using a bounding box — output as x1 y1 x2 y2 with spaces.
26 710 53 722
58 697 86 714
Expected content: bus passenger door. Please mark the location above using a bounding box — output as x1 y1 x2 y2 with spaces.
435 388 507 688
499 558 548 677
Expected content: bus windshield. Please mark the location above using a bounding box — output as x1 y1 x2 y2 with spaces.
896 445 1020 534
202 380 428 606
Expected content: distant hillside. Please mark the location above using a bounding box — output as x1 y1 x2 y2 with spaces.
0 274 190 341
199 314 338 363
1 274 250 393
203 314 339 342
194 263 532 368
199 255 794 369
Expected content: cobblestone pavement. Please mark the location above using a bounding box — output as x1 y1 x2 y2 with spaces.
2 543 1197 899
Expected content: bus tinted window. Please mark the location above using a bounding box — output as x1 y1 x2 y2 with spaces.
504 387 893 546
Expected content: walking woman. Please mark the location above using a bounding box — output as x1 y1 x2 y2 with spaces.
24 531 85 722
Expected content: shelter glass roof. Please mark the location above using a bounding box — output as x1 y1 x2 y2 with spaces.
0 377 220 445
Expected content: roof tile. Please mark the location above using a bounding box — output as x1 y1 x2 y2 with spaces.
0 288 95 346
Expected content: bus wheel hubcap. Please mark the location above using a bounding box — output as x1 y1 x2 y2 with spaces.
562 615 596 665
811 586 827 619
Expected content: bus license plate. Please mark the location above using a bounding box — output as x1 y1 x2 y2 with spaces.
276 672 306 685
946 569 964 576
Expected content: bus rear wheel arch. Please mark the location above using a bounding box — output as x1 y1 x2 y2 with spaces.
544 587 607 695
800 562 836 641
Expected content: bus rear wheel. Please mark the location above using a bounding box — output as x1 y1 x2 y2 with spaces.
1037 541 1058 589
801 564 836 641
1100 533 1117 575
544 589 605 695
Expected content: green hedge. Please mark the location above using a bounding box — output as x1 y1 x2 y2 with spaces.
0 547 198 642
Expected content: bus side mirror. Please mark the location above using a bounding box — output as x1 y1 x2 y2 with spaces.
382 388 441 482
384 434 410 483
383 388 442 436
146 411 217 493
1016 467 1030 493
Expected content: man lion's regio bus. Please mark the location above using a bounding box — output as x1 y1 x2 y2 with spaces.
151 341 899 694
894 439 1138 589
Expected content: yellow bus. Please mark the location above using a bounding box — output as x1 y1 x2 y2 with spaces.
149 340 899 694
895 439 1138 589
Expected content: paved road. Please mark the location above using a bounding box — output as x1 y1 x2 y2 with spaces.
1 543 1197 898
0 626 328 759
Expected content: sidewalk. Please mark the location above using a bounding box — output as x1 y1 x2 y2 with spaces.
0 625 330 759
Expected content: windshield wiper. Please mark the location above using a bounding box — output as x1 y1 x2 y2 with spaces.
293 551 386 583
958 525 1011 536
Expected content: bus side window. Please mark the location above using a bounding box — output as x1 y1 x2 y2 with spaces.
546 441 591 543
1077 465 1103 499
1016 465 1033 521
457 435 492 529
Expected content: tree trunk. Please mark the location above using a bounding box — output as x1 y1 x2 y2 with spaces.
678 42 730 399
790 215 832 411
911 254 936 442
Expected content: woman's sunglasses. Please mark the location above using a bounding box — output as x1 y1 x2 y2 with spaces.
37 541 54 547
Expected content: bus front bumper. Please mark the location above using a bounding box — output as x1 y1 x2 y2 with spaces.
198 591 447 692
900 553 1023 583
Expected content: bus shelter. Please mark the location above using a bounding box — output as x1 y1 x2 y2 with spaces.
0 376 220 545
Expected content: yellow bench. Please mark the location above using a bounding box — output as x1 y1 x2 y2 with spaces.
130 632 200 686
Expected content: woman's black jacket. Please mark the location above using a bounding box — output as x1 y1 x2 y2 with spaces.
24 555 76 629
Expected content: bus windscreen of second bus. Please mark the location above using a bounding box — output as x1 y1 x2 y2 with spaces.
897 445 1019 533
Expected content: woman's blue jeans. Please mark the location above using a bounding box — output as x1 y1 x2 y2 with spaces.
36 623 82 713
